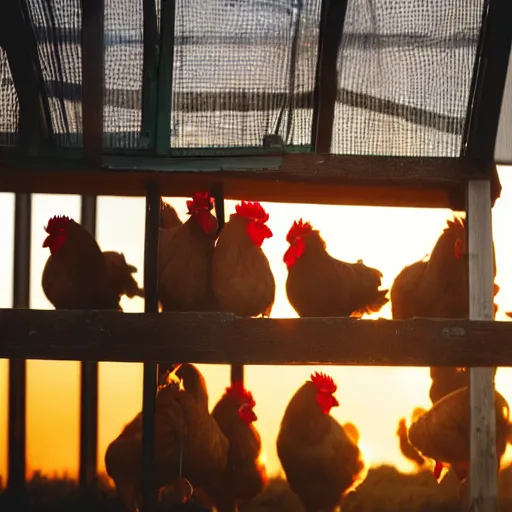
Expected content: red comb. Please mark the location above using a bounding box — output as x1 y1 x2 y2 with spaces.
45 215 73 233
226 381 256 407
235 201 269 223
310 372 337 394
186 191 213 214
287 219 314 244
433 460 444 481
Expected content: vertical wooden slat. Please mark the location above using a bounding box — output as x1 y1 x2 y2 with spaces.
494 47 512 164
155 0 176 155
141 182 161 512
8 193 31 505
211 184 243 384
461 0 512 169
467 179 498 512
310 0 349 153
79 196 99 491
80 0 104 494
141 0 159 148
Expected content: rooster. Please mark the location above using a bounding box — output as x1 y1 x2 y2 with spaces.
105 363 229 511
205 381 267 511
396 407 428 468
276 372 364 512
407 386 511 484
284 219 388 318
158 191 218 312
212 201 275 317
41 215 143 310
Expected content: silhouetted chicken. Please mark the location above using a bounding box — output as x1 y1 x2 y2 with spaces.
284 219 388 318
161 198 183 229
206 381 267 512
277 372 364 512
408 386 511 484
42 215 143 310
105 364 229 511
212 201 275 317
158 192 218 312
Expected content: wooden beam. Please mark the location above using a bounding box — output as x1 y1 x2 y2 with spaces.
495 47 512 164
461 0 512 171
311 0 348 152
3 310 512 366
78 195 99 492
467 180 499 512
7 194 31 502
0 154 495 210
141 183 161 512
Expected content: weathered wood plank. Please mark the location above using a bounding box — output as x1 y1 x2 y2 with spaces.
0 154 496 210
467 180 499 512
2 309 512 366
495 48 512 164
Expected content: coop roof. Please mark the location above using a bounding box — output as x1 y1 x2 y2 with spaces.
0 0 510 207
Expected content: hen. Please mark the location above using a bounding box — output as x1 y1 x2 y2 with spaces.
158 192 218 312
407 386 511 483
277 372 364 512
41 215 143 310
105 363 229 511
212 201 275 317
206 381 267 511
284 219 388 318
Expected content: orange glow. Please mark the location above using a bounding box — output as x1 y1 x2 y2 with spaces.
1 166 512 480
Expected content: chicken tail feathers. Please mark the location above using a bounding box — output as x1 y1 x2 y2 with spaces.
351 289 389 317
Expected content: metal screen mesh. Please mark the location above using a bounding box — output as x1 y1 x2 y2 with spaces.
170 0 321 151
103 0 146 150
332 0 484 157
26 0 83 147
0 48 19 147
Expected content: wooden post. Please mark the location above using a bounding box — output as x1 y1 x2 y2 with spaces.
467 179 499 512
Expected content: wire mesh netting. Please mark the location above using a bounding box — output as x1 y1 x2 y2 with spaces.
333 0 484 157
0 0 491 157
170 0 320 152
0 48 19 147
103 0 146 150
26 0 83 147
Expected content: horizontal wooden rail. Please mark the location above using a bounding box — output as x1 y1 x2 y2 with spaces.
2 309 512 366
0 154 497 209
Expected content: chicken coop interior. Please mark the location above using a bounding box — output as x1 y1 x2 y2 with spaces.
1 0 512 511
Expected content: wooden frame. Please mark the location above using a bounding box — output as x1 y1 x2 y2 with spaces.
2 310 512 367
467 179 499 512
0 154 502 210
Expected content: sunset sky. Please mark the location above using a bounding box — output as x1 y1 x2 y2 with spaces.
1 165 512 481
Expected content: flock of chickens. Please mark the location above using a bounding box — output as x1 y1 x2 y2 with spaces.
39 192 511 512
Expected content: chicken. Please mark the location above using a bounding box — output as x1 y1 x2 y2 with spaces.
390 217 498 322
158 192 218 312
41 215 143 310
206 381 267 511
407 386 511 483
284 219 388 318
212 201 275 317
276 372 364 512
105 363 229 511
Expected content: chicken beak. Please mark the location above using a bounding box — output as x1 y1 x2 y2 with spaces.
332 396 340 407
42 235 51 248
